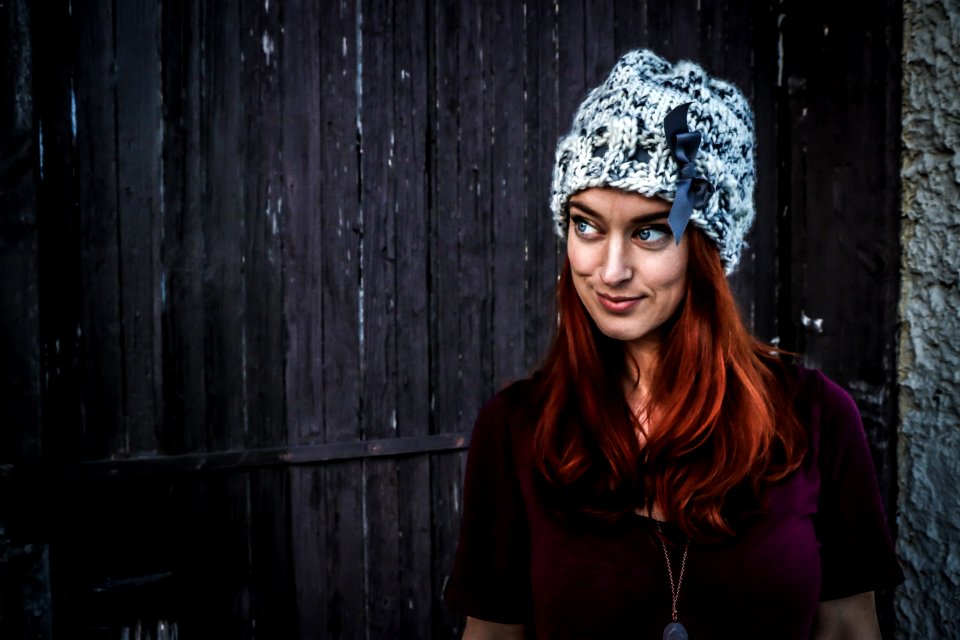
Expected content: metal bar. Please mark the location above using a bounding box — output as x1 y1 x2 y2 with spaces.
33 432 472 478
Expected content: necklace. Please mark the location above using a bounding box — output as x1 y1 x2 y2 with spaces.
656 522 690 640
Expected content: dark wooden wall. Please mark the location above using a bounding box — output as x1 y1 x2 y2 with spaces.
0 0 902 637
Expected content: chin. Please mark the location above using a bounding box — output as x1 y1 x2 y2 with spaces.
593 320 651 344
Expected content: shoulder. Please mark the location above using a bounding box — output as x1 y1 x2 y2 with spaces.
467 377 540 455
785 365 870 474
475 377 539 423
788 365 861 424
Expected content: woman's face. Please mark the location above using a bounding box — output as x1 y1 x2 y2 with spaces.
566 187 689 353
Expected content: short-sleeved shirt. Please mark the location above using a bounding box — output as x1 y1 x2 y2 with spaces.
444 366 904 639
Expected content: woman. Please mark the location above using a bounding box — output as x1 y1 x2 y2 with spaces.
444 50 903 639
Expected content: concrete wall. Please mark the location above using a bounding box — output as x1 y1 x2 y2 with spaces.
897 0 960 636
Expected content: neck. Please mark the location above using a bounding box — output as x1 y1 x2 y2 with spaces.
623 336 661 430
624 334 661 393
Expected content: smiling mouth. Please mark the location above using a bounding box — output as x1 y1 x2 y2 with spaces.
596 292 645 312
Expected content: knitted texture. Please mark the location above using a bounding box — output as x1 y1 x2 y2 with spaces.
550 49 756 272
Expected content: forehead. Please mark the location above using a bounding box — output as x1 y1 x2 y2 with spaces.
568 187 671 219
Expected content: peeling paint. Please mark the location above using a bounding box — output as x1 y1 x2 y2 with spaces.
69 81 77 139
261 31 275 66
777 13 786 87
356 0 365 369
799 310 824 334
273 197 282 236
37 119 44 179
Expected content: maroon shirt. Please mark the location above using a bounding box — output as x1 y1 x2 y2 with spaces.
445 367 904 639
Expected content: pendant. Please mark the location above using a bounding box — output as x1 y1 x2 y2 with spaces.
663 621 688 640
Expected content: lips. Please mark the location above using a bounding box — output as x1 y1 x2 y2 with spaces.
596 292 645 313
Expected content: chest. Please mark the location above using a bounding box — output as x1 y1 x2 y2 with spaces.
520 468 824 639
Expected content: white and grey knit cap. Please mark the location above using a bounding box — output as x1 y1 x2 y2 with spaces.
550 49 756 272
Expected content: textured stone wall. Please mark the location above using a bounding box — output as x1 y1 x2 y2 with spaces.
897 0 960 636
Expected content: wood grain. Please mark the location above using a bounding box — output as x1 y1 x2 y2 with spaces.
0 0 904 636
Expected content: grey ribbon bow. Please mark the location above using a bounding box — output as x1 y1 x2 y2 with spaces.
663 102 715 244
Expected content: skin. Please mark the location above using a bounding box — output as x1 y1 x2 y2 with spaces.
564 187 686 408
462 188 882 639
812 592 882 640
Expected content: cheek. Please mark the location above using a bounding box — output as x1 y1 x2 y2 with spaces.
566 240 595 276
567 238 586 274
649 253 689 294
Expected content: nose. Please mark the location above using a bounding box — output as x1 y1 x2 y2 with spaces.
600 237 632 286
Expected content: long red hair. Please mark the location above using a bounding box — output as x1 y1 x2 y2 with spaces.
532 228 806 542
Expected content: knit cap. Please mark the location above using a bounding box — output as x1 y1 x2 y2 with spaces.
550 49 756 273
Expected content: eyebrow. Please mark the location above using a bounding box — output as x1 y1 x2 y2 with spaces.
568 199 670 225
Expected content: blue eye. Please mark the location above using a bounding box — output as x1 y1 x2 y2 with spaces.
636 226 670 243
572 216 598 236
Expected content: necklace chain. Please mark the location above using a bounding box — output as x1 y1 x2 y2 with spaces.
656 522 689 622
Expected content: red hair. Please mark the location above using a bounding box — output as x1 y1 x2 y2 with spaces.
532 228 806 542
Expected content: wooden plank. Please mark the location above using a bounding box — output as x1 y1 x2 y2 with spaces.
556 0 587 127
73 0 122 464
391 0 431 443
278 0 330 625
431 2 464 636
613 0 649 51
34 0 84 460
583 0 615 87
291 463 372 640
396 450 432 640
281 0 325 446
200 0 247 451
60 432 469 477
781 1 903 386
780 5 818 356
360 0 399 448
456 0 492 412
239 0 285 450
317 1 365 637
391 0 432 635
318 0 362 447
645 1 672 57
182 3 256 634
431 0 489 635
693 0 777 337
290 467 328 638
174 473 253 637
278 2 328 632
236 4 292 635
522 0 561 373
322 461 366 640
489 0 527 385
745 0 782 342
359 1 402 636
697 0 752 87
0 0 42 464
364 455 401 637
658 0 701 61
726 0 781 340
159 0 208 454
0 1 43 622
0 8 49 634
430 0 461 441
114 0 163 454
249 468 295 636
